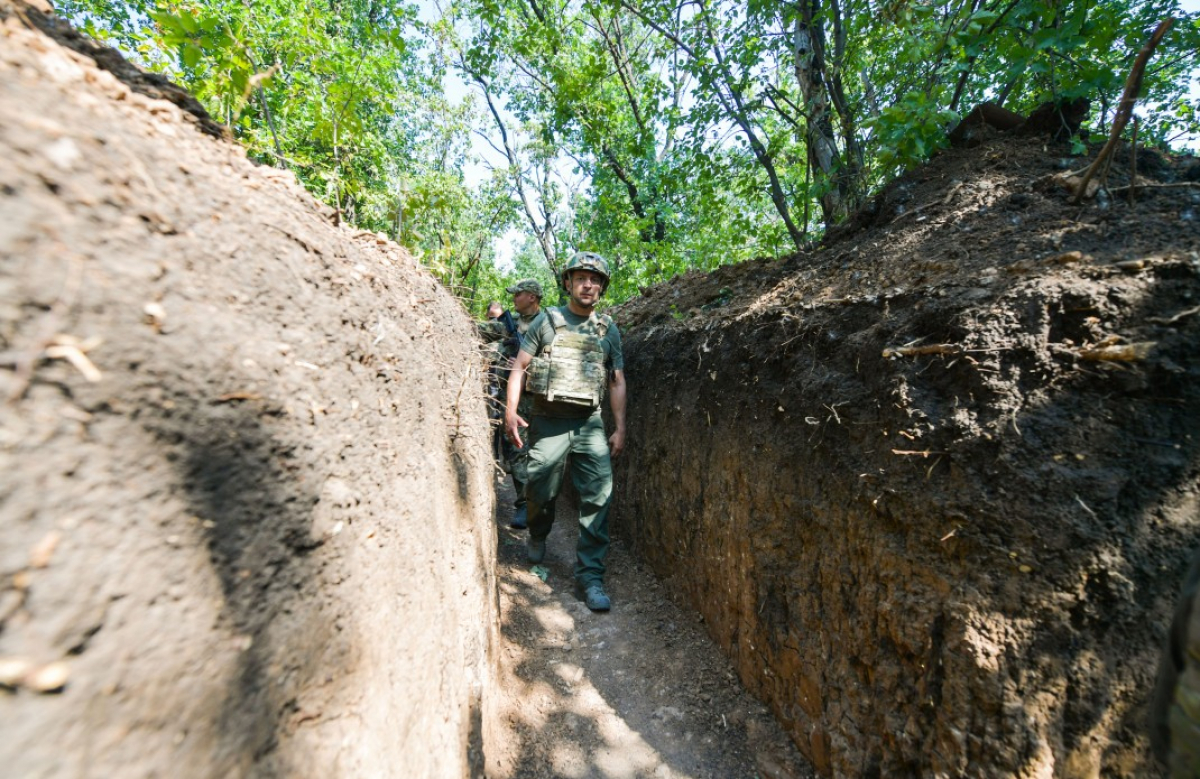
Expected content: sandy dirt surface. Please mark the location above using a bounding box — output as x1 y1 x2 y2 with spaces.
1 5 495 776
485 478 814 779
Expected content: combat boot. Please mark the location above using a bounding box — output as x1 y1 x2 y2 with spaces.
527 537 546 564
575 581 611 612
510 505 527 529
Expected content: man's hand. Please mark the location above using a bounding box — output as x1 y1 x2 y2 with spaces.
505 350 534 448
608 428 625 458
506 413 529 449
607 369 627 458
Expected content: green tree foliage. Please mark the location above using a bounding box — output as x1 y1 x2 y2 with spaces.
58 0 1200 308
59 0 519 314
449 0 1199 302
861 0 1200 172
61 0 427 225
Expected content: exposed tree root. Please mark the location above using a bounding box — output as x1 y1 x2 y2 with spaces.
1055 19 1173 203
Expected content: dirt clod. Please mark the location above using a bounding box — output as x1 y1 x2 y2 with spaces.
613 133 1200 776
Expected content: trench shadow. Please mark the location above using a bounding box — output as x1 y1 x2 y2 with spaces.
492 477 655 779
144 394 324 776
492 497 589 777
492 476 801 778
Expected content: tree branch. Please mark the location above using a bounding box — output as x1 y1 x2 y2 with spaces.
1065 19 1172 203
461 55 558 269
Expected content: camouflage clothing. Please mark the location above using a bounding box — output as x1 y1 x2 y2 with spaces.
519 306 624 419
520 306 623 589
524 412 612 588
1152 547 1200 776
506 278 544 297
476 318 510 342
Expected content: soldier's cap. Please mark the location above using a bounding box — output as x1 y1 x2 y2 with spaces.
505 279 543 297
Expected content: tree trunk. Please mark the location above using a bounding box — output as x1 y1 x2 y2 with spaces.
793 1 844 228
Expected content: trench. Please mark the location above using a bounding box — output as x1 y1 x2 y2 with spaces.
603 224 1200 776
4 5 1200 778
478 221 1200 778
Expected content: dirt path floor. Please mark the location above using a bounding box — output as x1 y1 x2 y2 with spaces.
486 475 814 779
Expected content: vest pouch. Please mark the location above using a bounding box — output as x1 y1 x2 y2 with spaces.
544 332 606 408
525 355 551 396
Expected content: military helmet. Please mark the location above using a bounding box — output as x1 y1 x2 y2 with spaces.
561 252 610 294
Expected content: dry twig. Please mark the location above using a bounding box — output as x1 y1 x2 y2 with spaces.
1078 341 1155 362
43 337 103 382
1108 181 1200 195
882 344 961 358
1129 117 1139 206
1148 306 1200 326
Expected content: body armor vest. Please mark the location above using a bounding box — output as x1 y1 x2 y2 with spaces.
525 308 611 408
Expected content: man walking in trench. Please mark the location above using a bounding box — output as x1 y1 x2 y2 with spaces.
504 252 627 612
502 279 543 529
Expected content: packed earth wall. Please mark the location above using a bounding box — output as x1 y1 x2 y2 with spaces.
612 141 1200 776
0 6 497 777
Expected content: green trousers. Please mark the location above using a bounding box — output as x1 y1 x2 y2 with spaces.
524 411 612 588
507 397 533 508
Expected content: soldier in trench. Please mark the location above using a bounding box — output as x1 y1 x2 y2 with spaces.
504 252 627 612
499 279 544 529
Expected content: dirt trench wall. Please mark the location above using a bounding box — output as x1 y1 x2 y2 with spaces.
1 9 496 778
613 204 1200 772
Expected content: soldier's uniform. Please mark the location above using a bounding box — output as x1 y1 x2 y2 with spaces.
505 282 544 516
520 301 624 596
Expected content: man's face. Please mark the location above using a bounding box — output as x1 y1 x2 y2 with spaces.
566 270 604 309
512 290 539 315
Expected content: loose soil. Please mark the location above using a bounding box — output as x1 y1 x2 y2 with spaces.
7 1 1200 777
486 478 813 779
612 129 1200 776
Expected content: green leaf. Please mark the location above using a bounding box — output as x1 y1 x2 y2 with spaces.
148 10 184 36
176 11 199 35
182 43 202 69
230 67 249 96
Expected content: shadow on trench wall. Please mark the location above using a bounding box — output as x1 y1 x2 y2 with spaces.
610 257 1200 776
148 393 332 776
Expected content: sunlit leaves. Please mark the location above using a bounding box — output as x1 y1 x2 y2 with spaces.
55 0 1200 308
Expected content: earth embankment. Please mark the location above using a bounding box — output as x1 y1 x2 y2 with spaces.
613 135 1200 776
1 5 496 776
